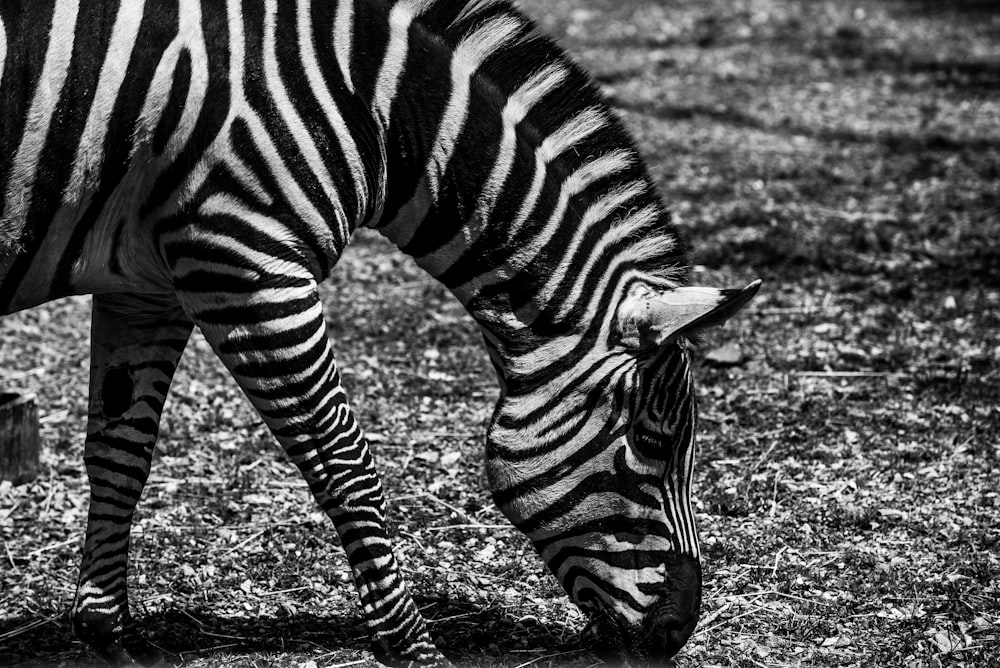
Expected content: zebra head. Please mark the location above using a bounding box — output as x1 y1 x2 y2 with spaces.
486 279 760 664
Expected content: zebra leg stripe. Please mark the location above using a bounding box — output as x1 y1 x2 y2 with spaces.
174 275 447 667
73 294 193 661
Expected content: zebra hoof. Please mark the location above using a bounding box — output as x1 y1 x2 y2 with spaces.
397 657 454 668
95 647 166 668
372 642 453 667
93 642 141 667
93 632 165 667
376 654 454 667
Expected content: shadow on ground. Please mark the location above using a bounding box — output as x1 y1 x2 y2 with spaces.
0 600 592 667
900 0 1000 17
1 610 365 667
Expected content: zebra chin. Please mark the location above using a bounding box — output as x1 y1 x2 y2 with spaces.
579 554 702 666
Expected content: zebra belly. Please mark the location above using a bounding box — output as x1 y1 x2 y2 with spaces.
0 0 229 315
0 164 176 316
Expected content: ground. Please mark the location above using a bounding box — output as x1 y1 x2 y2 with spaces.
1 0 998 666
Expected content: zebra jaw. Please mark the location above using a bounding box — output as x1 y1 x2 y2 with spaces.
615 280 762 350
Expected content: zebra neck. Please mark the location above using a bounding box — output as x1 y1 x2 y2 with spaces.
349 2 686 389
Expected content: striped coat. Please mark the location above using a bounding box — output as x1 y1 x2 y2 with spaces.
0 0 758 664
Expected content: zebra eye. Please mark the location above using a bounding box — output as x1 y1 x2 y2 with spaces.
631 422 664 459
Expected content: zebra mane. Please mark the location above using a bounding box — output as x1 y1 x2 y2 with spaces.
0 219 25 257
447 0 507 27
416 0 690 288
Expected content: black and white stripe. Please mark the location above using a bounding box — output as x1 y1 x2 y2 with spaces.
0 0 758 664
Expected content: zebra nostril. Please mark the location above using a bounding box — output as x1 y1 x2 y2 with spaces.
640 554 702 660
649 611 695 660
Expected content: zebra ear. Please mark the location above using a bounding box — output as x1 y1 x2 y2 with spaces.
615 280 761 350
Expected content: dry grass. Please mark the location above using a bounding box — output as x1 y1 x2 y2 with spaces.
2 0 999 666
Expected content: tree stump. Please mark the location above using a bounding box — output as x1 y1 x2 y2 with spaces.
0 392 40 485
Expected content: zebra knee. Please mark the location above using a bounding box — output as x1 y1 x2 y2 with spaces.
85 363 155 488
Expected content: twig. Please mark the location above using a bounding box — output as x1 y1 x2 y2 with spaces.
135 519 303 531
813 206 898 223
717 588 834 608
199 629 252 642
953 645 990 654
297 642 337 658
794 371 902 379
1 498 22 522
0 366 48 384
0 615 58 641
697 605 768 637
513 650 585 668
771 546 788 578
220 528 268 556
424 524 517 531
696 600 733 629
28 536 78 557
145 637 171 659
258 585 312 597
417 492 476 524
749 435 783 473
3 539 17 571
400 447 416 472
41 467 56 517
382 281 427 292
769 475 780 518
752 307 831 316
400 531 427 551
426 611 479 624
178 609 207 627
39 409 71 425
199 642 242 652
390 493 427 502
146 476 227 487
766 590 833 606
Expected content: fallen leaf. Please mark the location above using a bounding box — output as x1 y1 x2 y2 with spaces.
705 343 744 367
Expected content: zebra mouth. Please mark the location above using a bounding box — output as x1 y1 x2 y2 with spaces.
582 613 676 668
581 612 623 662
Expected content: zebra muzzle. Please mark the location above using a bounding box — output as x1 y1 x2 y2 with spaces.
580 554 702 665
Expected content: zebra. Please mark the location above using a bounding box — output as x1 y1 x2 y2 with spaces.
0 0 760 665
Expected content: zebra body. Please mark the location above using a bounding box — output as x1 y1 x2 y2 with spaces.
0 0 759 664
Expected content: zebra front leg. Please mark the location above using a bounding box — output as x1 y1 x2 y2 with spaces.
73 295 193 666
176 280 449 667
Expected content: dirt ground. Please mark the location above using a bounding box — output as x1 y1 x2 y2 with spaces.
2 0 998 667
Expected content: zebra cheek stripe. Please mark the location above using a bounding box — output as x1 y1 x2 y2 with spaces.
0 0 761 665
